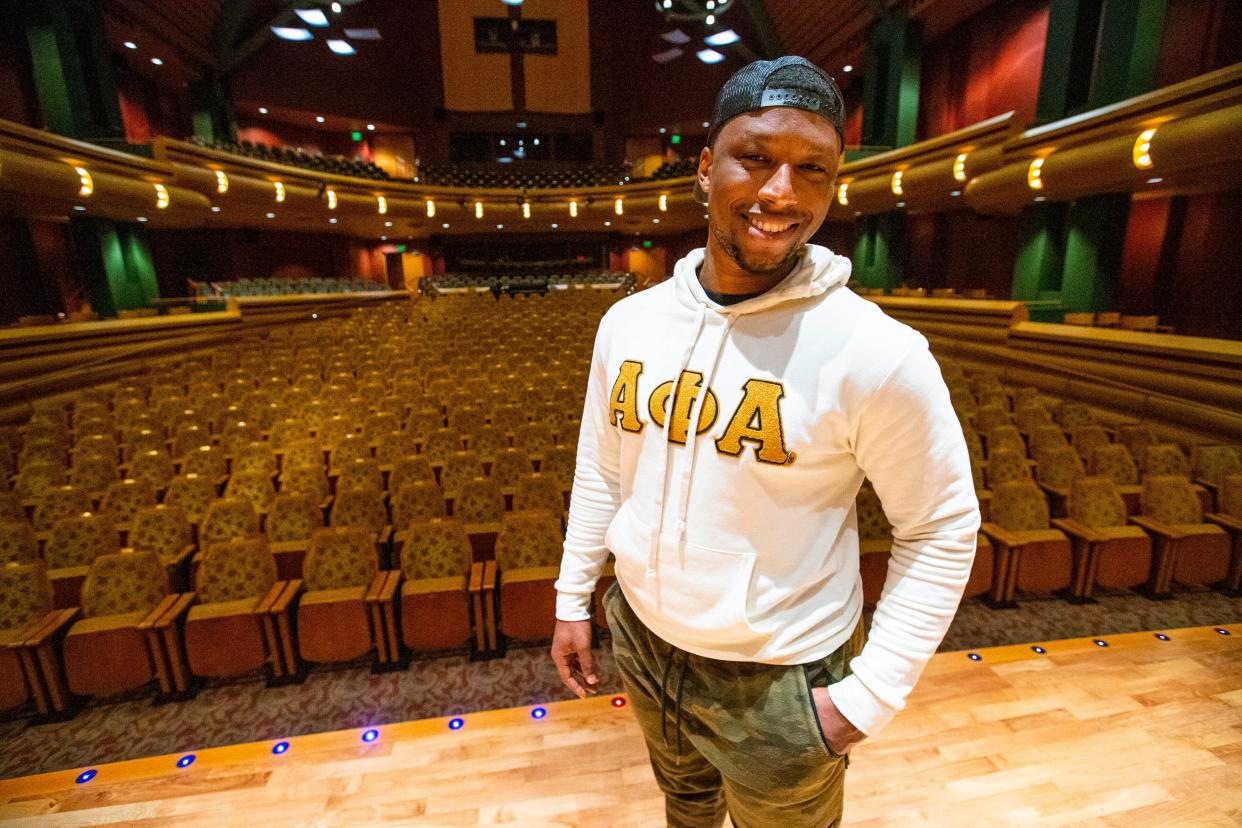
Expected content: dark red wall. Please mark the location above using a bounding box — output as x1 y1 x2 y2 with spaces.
917 0 1048 139
1155 0 1242 86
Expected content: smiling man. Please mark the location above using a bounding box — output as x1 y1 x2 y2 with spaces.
551 57 980 827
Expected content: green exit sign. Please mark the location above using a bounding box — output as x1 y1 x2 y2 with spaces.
396 244 407 252
670 134 681 144
351 131 363 141
643 240 652 248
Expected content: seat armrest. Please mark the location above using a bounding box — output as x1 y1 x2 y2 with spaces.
20 608 81 647
464 521 503 536
137 594 180 630
146 592 196 630
1205 512 1242 532
499 564 561 585
468 561 485 594
1128 514 1186 538
979 522 1021 547
364 571 396 604
1050 518 1104 542
377 525 393 546
167 543 197 566
377 570 401 602
319 495 334 512
482 560 497 591
268 579 304 615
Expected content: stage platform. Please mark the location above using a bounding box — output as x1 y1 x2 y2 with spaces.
0 624 1238 827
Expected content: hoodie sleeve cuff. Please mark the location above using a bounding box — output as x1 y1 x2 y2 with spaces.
555 591 593 623
827 673 899 738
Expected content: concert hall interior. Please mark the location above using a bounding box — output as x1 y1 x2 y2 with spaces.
0 0 1239 824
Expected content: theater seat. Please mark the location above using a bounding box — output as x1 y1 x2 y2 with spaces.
0 519 38 564
494 511 562 643
980 480 1072 606
395 518 476 653
128 505 197 590
1131 474 1230 598
45 512 120 608
1205 473 1242 595
294 527 391 667
1052 476 1153 601
0 561 71 715
266 493 323 579
62 550 170 698
184 538 286 680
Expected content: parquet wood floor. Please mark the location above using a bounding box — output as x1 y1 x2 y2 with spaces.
0 624 1238 827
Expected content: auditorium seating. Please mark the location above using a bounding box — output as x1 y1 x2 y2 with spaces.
3 284 1239 722
417 162 630 189
187 135 391 180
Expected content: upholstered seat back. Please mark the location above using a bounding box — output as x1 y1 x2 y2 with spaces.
495 511 562 570
455 478 505 524
855 483 892 541
0 561 53 631
1068 476 1127 528
0 520 38 564
1036 446 1086 489
267 493 322 542
81 550 169 618
34 485 92 532
196 537 276 604
100 479 157 526
513 474 563 517
164 474 216 523
46 512 119 569
331 488 387 534
303 527 377 591
200 498 260 546
992 480 1051 532
401 519 472 581
130 505 193 557
1141 475 1201 524
1089 444 1138 486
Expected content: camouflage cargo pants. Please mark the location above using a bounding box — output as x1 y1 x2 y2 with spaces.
604 580 866 828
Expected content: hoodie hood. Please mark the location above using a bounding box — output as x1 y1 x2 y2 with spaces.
673 243 853 315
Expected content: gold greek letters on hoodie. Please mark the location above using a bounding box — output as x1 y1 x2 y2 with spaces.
608 360 645 433
714 378 792 465
610 363 791 464
647 371 720 444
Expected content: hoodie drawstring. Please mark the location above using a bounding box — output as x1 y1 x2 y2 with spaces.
647 305 707 575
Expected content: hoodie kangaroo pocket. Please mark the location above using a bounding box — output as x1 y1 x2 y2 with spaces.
613 531 759 649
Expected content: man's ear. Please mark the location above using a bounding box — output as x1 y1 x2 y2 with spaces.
697 147 712 198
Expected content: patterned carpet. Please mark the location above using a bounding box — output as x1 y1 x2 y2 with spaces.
0 587 1238 780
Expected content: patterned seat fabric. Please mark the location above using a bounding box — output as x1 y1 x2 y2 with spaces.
1067 476 1127 528
1140 443 1190 478
14 462 67 504
375 431 417 467
303 527 378 591
1013 405 1053 433
234 442 277 475
495 511 563 570
164 474 217 523
440 451 483 495
515 423 555 454
71 456 116 495
1141 475 1201 524
491 449 534 487
0 560 53 631
81 550 170 618
280 464 329 502
0 520 38 564
973 404 1010 433
540 445 577 489
336 458 384 492
855 483 892 541
1088 445 1138 486
331 434 372 468
331 488 387 534
455 478 505 524
129 450 174 489
421 429 463 464
513 474 564 516
1218 474 1242 519
1028 425 1070 462
389 455 435 491
183 445 227 480
267 493 322 542
986 425 1026 458
195 538 277 603
201 498 260 546
1193 446 1241 486
1035 446 1085 489
34 485 92 532
991 480 1052 532
392 481 447 527
986 448 1032 488
283 438 323 469
100 479 157 526
225 470 277 513
402 518 472 581
1057 402 1094 432
129 505 193 557
1070 425 1110 461
46 513 120 569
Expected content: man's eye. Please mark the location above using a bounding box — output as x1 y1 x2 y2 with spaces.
802 165 826 173
742 154 767 162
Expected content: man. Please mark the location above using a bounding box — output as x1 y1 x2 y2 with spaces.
550 56 980 827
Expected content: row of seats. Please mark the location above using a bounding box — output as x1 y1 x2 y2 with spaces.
188 135 391 180
853 286 991 299
650 158 698 179
0 290 623 717
190 277 386 298
427 271 634 294
1062 311 1176 333
417 163 631 190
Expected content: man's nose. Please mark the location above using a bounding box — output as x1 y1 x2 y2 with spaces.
757 163 797 208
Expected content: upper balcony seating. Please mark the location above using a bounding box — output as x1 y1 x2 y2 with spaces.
187 136 391 181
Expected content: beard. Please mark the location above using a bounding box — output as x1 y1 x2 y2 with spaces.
710 216 805 279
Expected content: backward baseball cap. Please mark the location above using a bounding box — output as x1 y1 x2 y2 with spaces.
693 56 846 205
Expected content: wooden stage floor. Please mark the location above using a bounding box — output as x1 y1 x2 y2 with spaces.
0 624 1238 827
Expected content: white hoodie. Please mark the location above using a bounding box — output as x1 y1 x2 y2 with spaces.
554 243 980 737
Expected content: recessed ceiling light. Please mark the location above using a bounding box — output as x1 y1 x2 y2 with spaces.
73 205 86 211
366 123 375 131
1146 177 1163 184
696 49 725 64
258 106 269 114
124 41 137 50
658 127 666 134
327 39 356 55
136 216 148 222
551 223 558 229
150 57 163 65
266 212 275 218
843 65 853 73
315 115 325 123
705 29 739 47
329 217 337 223
294 8 329 26
442 223 449 229
950 190 961 196
272 26 313 41
705 14 715 25
1033 195 1046 201
211 206 221 212
496 223 504 229
331 1 342 12
381 235 387 240
896 201 905 208
604 220 611 226
652 218 660 223
702 121 710 129
384 220 392 227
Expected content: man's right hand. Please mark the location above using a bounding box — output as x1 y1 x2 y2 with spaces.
551 619 598 699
